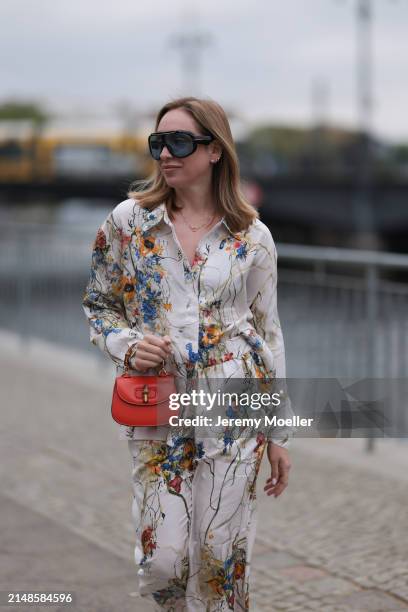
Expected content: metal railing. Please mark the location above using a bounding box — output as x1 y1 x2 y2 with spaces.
1 222 407 450
276 243 408 379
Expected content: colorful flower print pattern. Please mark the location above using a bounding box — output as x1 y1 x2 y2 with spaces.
129 433 267 611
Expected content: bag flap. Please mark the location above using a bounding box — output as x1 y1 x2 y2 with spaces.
115 374 176 406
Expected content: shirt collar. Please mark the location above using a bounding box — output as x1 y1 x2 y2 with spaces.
140 201 238 238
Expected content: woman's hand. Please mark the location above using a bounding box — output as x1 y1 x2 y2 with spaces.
131 333 173 372
263 441 291 498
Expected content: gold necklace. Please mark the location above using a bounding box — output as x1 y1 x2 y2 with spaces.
179 207 217 232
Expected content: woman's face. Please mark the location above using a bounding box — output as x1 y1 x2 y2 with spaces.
156 108 221 189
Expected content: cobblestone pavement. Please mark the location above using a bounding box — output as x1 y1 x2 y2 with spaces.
1 333 407 611
253 439 408 611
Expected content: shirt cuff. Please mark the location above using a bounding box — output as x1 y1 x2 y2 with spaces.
105 328 144 369
266 434 292 449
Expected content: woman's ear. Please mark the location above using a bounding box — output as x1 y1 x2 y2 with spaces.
210 140 223 160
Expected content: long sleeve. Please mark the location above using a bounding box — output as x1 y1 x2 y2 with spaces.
246 224 295 448
82 210 144 369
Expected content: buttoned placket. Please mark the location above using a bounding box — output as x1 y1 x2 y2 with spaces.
162 207 228 367
139 203 237 372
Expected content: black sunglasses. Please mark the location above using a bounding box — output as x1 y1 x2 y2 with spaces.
148 130 214 161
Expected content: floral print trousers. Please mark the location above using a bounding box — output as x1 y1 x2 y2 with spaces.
128 431 267 611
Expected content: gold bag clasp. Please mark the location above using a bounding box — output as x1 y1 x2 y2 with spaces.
143 384 149 403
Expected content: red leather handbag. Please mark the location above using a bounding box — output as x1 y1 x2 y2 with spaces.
111 356 178 427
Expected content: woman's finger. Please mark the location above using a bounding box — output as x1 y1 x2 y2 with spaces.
264 457 291 497
263 459 280 494
271 459 280 484
138 343 169 361
134 356 161 370
135 351 163 366
270 475 289 498
144 334 172 354
263 479 279 494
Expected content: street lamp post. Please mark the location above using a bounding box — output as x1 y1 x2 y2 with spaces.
169 31 212 96
337 0 400 452
353 0 378 249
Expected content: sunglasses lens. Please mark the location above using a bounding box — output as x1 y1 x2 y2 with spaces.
166 132 194 158
148 132 196 160
149 135 163 160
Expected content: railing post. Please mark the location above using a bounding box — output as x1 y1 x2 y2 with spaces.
365 263 378 452
17 227 31 347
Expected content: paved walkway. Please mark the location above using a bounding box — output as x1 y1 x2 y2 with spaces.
1 331 407 611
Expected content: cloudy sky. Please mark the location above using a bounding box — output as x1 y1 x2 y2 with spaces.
1 0 407 142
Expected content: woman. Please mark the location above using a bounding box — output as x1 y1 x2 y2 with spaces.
82 96 294 611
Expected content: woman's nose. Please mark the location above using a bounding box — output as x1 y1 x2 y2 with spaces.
160 146 173 160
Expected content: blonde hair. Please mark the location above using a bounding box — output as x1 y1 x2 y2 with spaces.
127 96 258 233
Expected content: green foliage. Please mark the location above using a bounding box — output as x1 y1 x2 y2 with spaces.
247 123 362 158
0 100 51 125
391 144 408 163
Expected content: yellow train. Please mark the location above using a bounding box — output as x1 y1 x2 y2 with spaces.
0 132 154 183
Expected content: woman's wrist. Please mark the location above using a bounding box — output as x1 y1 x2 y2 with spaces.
124 341 140 371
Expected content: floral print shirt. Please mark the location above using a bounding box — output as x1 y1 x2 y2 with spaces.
82 198 294 447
